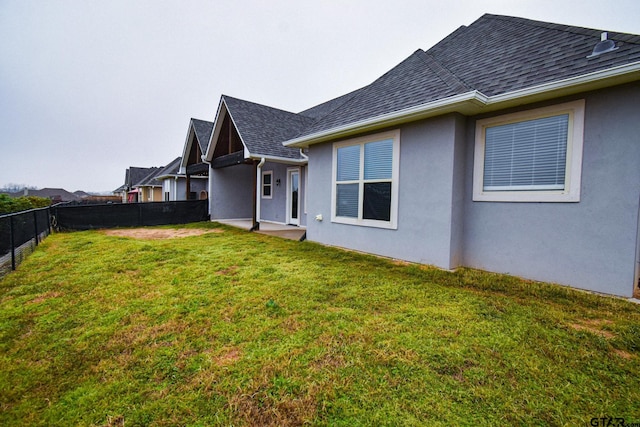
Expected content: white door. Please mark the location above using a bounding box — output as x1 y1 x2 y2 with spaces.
287 169 300 226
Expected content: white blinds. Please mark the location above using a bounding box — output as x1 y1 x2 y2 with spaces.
483 114 569 191
364 139 393 180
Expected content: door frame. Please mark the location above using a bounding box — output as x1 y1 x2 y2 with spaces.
286 167 300 226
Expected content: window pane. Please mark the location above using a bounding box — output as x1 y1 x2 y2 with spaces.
336 183 359 217
363 182 391 221
263 186 271 197
337 145 360 181
364 139 393 180
263 174 271 185
484 114 568 191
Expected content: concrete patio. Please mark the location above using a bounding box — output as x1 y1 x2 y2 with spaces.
216 220 306 241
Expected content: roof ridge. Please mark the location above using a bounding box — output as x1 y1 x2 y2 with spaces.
419 50 471 93
223 94 306 119
483 13 640 44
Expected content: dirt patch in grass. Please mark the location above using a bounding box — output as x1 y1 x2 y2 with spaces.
103 228 222 240
28 291 63 304
569 319 615 339
214 347 242 366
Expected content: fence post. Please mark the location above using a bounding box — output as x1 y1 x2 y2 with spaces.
9 215 15 271
33 210 39 246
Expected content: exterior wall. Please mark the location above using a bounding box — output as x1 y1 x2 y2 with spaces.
462 83 640 297
190 177 208 199
162 177 187 201
152 187 162 201
210 164 254 220
306 114 466 269
259 162 307 226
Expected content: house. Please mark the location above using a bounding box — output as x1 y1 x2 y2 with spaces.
179 118 214 200
15 188 80 203
117 166 160 203
155 157 185 201
134 166 165 202
275 14 640 298
202 96 310 229
199 14 639 297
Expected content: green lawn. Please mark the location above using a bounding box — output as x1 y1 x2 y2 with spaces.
1 222 639 426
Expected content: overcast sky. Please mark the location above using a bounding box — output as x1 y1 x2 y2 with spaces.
1 0 638 193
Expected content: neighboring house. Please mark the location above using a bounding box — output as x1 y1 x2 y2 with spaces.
179 118 214 200
116 166 160 203
14 188 80 203
156 157 186 201
276 14 640 298
134 167 166 202
202 96 310 229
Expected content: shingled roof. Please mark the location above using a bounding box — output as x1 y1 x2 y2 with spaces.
205 14 639 154
191 119 214 153
156 157 182 178
287 13 640 144
221 95 314 160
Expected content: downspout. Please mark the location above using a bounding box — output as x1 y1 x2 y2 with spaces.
201 154 213 219
251 157 266 231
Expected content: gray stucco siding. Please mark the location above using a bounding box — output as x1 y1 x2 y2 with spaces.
462 83 640 297
306 115 466 269
210 164 254 220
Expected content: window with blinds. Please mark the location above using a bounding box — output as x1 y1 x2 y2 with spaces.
483 114 569 191
473 100 585 203
332 130 399 228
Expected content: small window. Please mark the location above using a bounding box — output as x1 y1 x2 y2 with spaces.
262 171 273 199
332 130 400 229
473 100 585 202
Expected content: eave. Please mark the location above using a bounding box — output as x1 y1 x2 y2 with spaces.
283 61 640 148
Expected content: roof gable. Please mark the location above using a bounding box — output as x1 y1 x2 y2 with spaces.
191 119 214 153
207 95 313 161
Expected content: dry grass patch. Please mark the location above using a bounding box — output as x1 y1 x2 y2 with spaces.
103 228 222 240
569 319 616 339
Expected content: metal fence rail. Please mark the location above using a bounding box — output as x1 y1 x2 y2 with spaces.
0 207 52 278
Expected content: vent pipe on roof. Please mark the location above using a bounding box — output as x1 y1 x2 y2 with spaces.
587 32 619 58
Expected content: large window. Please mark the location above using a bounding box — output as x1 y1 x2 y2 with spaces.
332 130 400 229
473 100 585 202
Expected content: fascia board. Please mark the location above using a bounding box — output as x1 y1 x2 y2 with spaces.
204 98 228 162
179 120 196 174
283 92 486 147
284 61 640 148
248 154 307 165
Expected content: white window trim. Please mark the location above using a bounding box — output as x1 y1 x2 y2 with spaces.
331 129 400 229
473 99 585 203
262 170 273 199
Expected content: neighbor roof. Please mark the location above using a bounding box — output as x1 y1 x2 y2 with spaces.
286 13 640 145
191 119 214 153
156 157 183 178
221 95 314 160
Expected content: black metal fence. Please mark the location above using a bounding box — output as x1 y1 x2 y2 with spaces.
52 200 209 230
0 201 209 278
0 207 52 278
